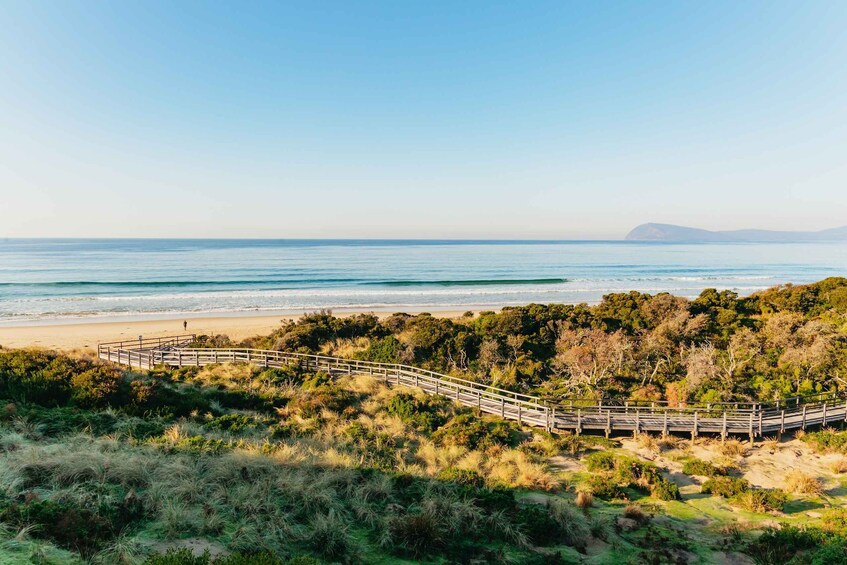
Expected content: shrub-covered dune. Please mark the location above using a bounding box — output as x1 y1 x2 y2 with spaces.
3 277 847 563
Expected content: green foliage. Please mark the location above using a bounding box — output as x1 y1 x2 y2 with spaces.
745 526 827 565
586 474 626 500
431 412 523 450
682 458 726 477
583 452 675 500
801 429 847 453
701 476 750 498
732 488 788 513
287 378 357 418
0 492 143 557
436 468 485 488
143 549 296 565
203 413 257 432
516 501 589 550
385 392 449 432
357 336 404 363
585 451 616 472
650 477 681 501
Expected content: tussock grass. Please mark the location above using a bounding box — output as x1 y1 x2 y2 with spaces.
784 470 824 495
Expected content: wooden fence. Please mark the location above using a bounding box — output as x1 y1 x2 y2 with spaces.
98 336 847 441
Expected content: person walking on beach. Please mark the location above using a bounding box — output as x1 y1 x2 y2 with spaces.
183 320 188 331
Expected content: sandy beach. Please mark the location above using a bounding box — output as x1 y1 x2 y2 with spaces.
0 310 471 352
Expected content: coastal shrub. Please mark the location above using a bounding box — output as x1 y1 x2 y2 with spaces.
745 526 826 565
650 477 681 501
357 336 404 363
586 474 626 500
203 413 257 432
287 380 357 418
583 452 676 501
801 429 847 454
702 476 750 498
682 458 725 477
585 451 616 472
432 412 523 450
385 392 449 432
0 349 77 406
732 488 788 513
70 365 129 408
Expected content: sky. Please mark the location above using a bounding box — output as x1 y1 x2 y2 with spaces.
1 1 846 239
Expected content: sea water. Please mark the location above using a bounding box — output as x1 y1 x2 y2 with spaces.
1 238 846 323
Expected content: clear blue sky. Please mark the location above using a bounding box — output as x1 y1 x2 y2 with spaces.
1 1 845 239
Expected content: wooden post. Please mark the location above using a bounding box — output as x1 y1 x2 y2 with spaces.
780 410 785 435
634 410 640 438
721 411 727 443
663 411 668 437
748 412 754 446
518 405 522 425
757 406 762 437
605 411 611 438
576 409 582 435
802 405 807 430
551 407 556 433
692 411 699 442
501 398 505 418
477 391 481 410
823 403 828 426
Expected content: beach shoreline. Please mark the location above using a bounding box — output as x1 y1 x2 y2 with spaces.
0 308 477 352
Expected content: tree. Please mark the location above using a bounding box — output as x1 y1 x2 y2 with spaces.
552 326 632 395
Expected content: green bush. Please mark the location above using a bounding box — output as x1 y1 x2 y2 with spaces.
651 477 681 501
585 451 616 472
203 413 257 432
586 474 626 500
385 392 449 433
701 476 750 498
801 429 847 454
432 413 523 450
682 458 725 477
732 488 788 513
357 336 404 363
0 350 82 406
810 538 847 565
745 526 827 565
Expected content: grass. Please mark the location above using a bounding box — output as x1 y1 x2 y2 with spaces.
4 349 847 563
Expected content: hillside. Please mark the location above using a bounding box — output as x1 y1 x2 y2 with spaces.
625 223 847 242
3 277 847 563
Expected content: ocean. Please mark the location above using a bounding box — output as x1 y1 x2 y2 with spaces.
1 238 846 324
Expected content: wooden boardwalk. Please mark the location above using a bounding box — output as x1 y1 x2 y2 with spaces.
99 335 847 441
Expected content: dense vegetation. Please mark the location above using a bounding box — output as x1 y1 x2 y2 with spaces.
204 277 847 405
3 278 847 563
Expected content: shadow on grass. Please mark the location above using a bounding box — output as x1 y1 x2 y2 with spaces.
783 499 825 514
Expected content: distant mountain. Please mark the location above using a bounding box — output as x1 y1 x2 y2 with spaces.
625 223 847 242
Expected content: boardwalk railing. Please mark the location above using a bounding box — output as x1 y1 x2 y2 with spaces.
98 337 847 441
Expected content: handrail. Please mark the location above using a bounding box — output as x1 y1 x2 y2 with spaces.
97 337 847 439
